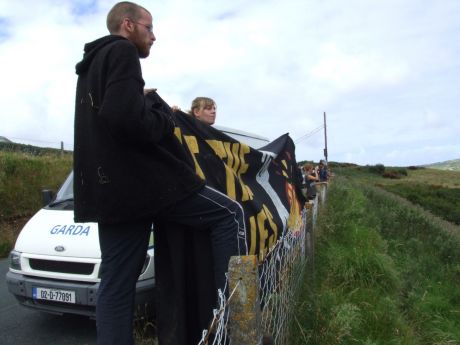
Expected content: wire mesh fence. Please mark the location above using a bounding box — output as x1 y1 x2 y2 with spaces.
259 208 308 344
197 184 325 345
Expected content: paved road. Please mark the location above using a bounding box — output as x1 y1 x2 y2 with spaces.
0 258 96 345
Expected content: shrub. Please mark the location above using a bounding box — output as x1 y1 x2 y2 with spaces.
382 167 407 179
0 151 72 257
367 164 385 175
408 166 420 170
382 171 400 179
397 168 408 176
0 151 72 220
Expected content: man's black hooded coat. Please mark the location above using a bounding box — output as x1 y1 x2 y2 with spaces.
73 35 204 224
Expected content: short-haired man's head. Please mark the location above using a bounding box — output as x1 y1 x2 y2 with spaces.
107 1 149 34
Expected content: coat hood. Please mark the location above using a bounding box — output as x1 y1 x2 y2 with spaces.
75 35 127 75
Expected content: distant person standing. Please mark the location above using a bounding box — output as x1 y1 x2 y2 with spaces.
303 164 319 200
317 160 329 182
73 2 246 345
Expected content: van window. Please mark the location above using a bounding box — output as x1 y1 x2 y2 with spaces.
55 171 74 201
216 126 270 149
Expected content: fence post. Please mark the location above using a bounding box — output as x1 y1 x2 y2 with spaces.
304 203 314 264
316 182 327 205
228 255 262 345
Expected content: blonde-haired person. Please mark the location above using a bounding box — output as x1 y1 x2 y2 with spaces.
303 163 319 200
172 97 217 125
189 97 217 125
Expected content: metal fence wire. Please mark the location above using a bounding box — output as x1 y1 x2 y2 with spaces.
197 184 326 345
259 207 308 344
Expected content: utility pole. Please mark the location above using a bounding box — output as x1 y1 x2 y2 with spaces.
323 112 328 163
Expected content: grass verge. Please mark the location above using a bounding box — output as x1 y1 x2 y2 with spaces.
291 175 460 344
380 183 460 225
0 151 72 257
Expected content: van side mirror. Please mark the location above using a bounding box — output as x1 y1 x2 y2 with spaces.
42 189 54 206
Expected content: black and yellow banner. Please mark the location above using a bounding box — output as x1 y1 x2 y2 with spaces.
170 108 305 261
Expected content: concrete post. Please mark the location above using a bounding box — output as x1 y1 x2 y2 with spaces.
316 182 328 205
228 255 262 345
304 202 314 262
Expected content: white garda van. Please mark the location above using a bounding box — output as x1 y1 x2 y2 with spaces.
6 126 269 317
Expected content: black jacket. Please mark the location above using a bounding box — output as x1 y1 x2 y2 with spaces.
73 35 204 224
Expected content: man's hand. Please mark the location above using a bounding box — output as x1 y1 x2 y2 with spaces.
144 88 157 95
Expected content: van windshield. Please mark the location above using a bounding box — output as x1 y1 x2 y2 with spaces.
55 171 74 201
214 125 270 149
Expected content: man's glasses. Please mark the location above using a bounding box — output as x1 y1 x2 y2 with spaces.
127 18 153 33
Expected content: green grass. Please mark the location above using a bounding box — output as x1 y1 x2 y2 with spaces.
0 151 72 256
381 183 460 225
339 165 460 189
338 166 460 226
0 151 72 218
291 174 460 344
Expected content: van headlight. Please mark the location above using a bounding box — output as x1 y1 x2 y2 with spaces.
9 250 22 270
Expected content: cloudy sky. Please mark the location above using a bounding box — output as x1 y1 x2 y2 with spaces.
1 0 459 166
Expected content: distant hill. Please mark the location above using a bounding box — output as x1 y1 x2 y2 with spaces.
424 158 460 171
0 141 71 156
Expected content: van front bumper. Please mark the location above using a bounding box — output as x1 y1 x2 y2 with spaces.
6 271 155 318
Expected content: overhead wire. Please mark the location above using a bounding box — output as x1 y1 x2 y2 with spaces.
294 124 324 144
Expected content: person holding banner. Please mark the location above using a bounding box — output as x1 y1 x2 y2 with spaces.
172 96 217 126
189 96 217 125
73 2 245 344
302 163 319 200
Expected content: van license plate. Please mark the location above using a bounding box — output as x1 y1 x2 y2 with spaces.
32 287 76 304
